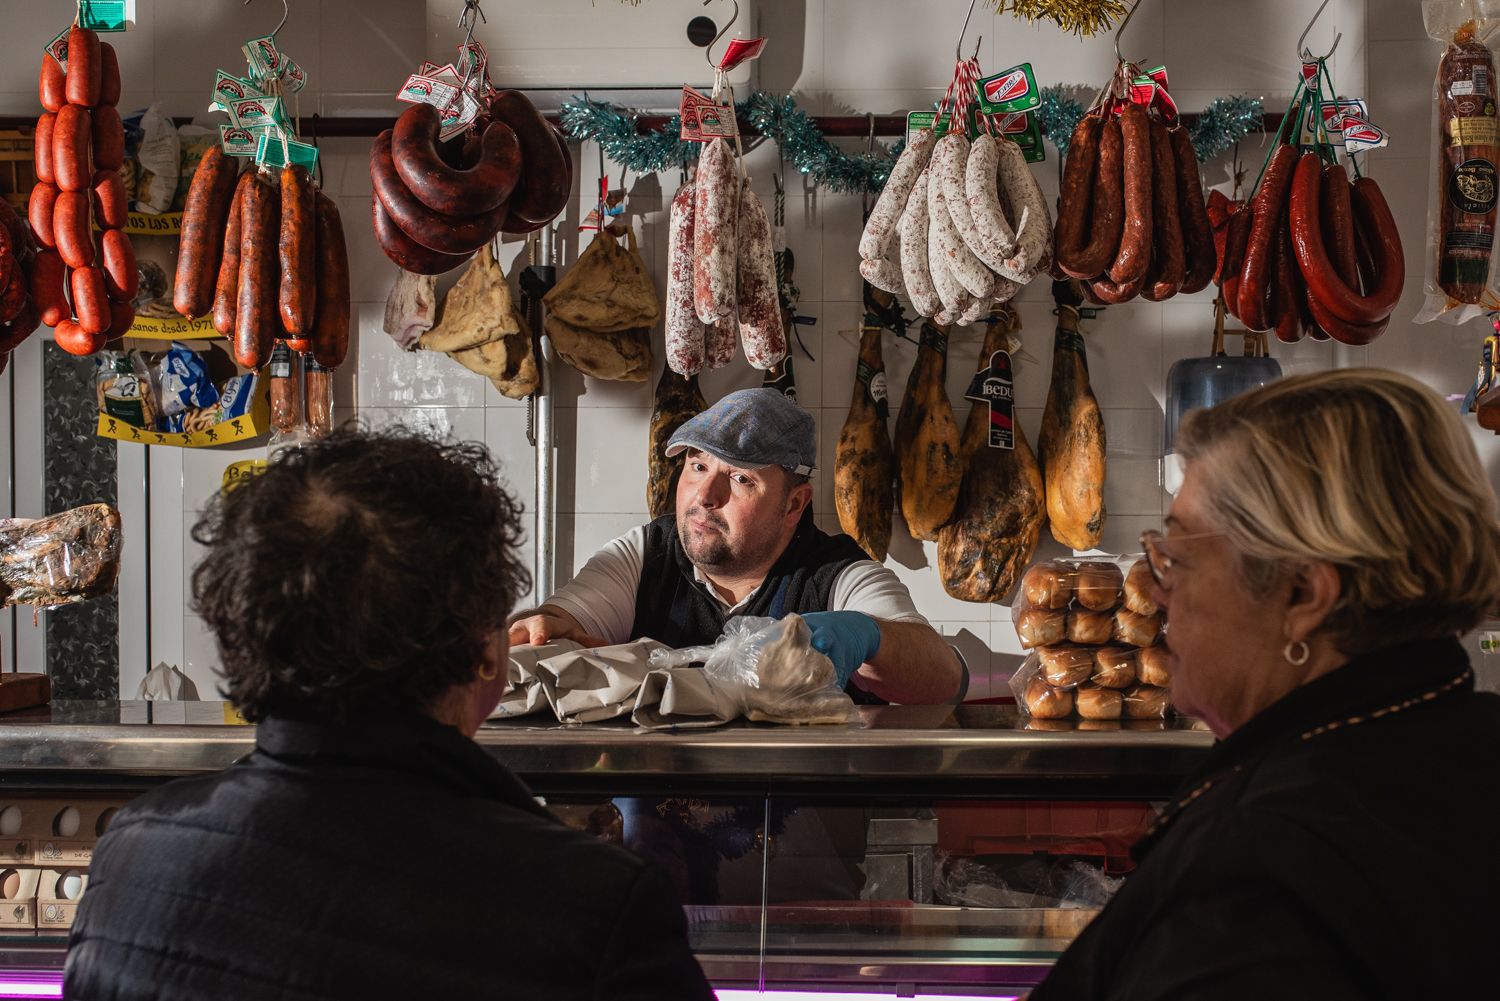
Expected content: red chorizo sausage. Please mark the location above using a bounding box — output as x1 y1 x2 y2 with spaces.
101 228 137 301
1053 116 1102 276
1141 119 1185 302
371 194 472 275
1272 219 1304 343
1235 144 1297 330
0 198 30 258
212 171 254 338
1088 271 1147 304
53 191 95 269
29 250 68 327
92 105 124 172
278 164 317 335
71 265 109 335
487 90 569 226
310 192 350 369
99 42 120 108
28 182 58 250
369 130 506 254
52 105 92 193
39 55 66 113
54 318 104 356
93 170 128 230
65 27 101 108
174 146 240 319
35 113 56 185
391 104 521 217
1219 203 1253 314
1320 164 1360 294
1169 125 1216 294
1064 116 1125 280
1108 104 1154 286
235 172 278 369
1288 153 1403 326
106 298 134 338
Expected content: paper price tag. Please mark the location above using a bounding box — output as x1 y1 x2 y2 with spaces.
219 125 265 157
44 28 70 68
1480 631 1500 654
210 71 265 115
977 63 1040 115
254 133 319 171
1337 114 1389 152
680 85 739 141
719 37 768 72
397 73 461 110
963 350 1016 449
228 96 283 131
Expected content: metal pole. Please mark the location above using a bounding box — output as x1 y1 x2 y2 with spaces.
533 224 557 605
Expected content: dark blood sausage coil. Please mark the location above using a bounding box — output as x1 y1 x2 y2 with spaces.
1320 163 1361 293
1108 104 1154 285
100 228 137 301
1289 153 1404 326
53 191 95 269
0 301 39 354
213 171 254 337
35 113 56 185
0 198 30 257
1169 125 1217 294
310 192 351 369
0 270 25 324
278 164 317 336
1088 271 1146 304
99 42 120 108
29 250 68 327
71 266 110 335
1053 116 1105 279
52 104 92 193
1436 25 1498 304
234 172 278 369
371 195 472 275
93 169 128 230
66 27 101 109
92 105 124 172
1064 117 1125 281
174 145 240 319
369 130 506 254
391 103 520 218
1219 204 1254 314
1236 144 1298 330
39 54 66 113
487 90 570 226
28 183 58 250
1141 119 1185 302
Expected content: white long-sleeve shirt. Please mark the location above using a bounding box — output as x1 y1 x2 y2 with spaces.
545 526 931 645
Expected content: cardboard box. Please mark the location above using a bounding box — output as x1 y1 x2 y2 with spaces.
0 869 41 931
0 798 127 865
35 868 88 935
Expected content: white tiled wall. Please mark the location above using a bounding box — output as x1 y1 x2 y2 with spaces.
4 0 1495 699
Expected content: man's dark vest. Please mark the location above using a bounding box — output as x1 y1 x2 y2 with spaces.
630 511 886 705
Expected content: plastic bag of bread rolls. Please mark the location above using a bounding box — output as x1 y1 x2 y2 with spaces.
1009 554 1174 720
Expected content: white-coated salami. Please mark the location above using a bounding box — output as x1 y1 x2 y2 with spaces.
666 178 706 375
735 180 786 370
859 256 906 295
957 292 994 326
997 138 1052 283
859 129 937 263
900 170 941 318
693 138 738 325
928 213 969 317
928 155 997 300
938 135 1003 284
704 320 737 371
965 135 1019 274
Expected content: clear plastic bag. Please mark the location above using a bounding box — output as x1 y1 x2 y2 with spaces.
648 614 858 725
0 504 122 609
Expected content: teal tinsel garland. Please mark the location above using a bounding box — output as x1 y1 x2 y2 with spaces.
1035 86 1263 162
1037 87 1088 158
559 97 705 173
740 92 905 195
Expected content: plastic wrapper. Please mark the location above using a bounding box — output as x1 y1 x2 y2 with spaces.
268 343 301 439
155 342 219 419
130 104 180 214
0 504 122 609
648 614 858 725
1417 0 1500 323
175 127 219 211
1010 555 1174 720
213 373 257 422
304 358 334 439
95 351 159 430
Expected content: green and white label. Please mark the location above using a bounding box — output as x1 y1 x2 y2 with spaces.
255 133 319 171
976 63 1040 115
80 0 133 31
906 109 981 146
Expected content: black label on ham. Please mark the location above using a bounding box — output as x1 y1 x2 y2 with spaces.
964 350 1016 450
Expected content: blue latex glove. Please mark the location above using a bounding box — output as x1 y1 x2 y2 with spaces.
801 611 882 689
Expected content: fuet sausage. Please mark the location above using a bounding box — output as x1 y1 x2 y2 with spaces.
665 179 706 376
1236 143 1297 330
487 90 570 226
92 105 124 172
100 228 137 301
928 211 972 319
997 138 1051 281
369 130 506 254
1141 119 1185 302
1108 104 1154 285
53 191 94 269
54 319 104 357
1288 153 1403 325
65 27 101 109
52 104 92 193
704 321 738 372
929 135 998 300
1053 116 1102 275
28 182 59 250
962 135 1018 274
939 135 1003 280
692 138 738 326
861 129 938 262
1320 164 1360 293
278 164 317 335
93 169 127 230
174 145 240 318
1060 117 1125 280
71 266 109 335
309 192 350 369
29 250 69 327
35 113 56 185
235 171 278 369
99 43 120 108
391 104 520 217
735 180 787 370
371 195 472 275
859 257 906 295
213 171 254 337
39 55 66 113
1169 125 1216 294
900 169 942 317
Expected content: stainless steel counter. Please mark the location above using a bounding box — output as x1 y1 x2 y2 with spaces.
0 701 1213 797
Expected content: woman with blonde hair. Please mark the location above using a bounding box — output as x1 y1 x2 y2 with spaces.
1031 369 1500 1000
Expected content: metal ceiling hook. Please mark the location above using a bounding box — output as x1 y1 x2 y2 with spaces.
1113 0 1144 64
956 0 979 62
242 0 289 40
1297 0 1342 61
703 0 741 70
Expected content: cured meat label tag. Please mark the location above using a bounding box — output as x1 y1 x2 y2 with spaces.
999 112 1047 163
719 37 768 72
964 350 1016 450
858 360 890 420
242 35 283 82
210 71 265 116
976 63 1040 115
219 125 264 157
44 28 69 67
680 86 739 140
906 110 982 146
80 0 133 31
920 322 949 357
254 134 320 171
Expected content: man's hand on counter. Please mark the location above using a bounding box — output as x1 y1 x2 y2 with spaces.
506 606 609 649
803 611 882 688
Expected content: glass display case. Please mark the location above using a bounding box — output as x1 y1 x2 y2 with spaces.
0 701 1212 997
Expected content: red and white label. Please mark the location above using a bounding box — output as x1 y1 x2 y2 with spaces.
983 69 1031 106
718 37 767 72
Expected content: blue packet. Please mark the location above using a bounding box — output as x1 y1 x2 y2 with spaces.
157 342 219 418
214 373 257 421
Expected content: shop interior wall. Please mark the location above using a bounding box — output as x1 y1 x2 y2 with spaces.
1 0 1493 700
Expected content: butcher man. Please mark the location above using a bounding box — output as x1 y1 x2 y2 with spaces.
509 388 963 705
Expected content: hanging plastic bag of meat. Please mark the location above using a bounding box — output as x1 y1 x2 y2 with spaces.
0 504 122 608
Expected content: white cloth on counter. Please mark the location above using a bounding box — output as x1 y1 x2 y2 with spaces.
543 525 932 645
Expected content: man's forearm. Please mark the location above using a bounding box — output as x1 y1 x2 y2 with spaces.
856 620 962 705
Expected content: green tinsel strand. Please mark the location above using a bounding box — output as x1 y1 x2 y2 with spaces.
741 92 904 196
1187 96 1264 162
559 96 703 172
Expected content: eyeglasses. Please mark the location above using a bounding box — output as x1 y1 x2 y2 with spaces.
1139 529 1227 590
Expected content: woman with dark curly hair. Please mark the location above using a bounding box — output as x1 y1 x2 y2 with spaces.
64 429 713 1001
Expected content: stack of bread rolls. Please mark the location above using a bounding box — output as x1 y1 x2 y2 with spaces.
1010 557 1173 721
